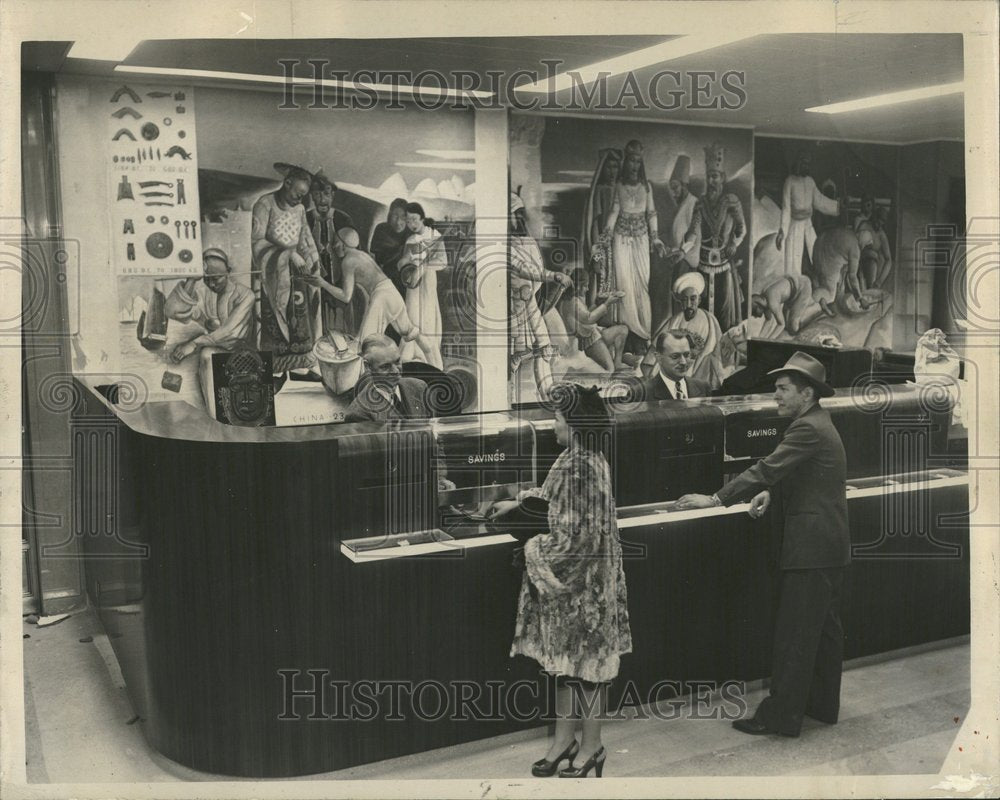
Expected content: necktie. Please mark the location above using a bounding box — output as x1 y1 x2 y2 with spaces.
675 380 686 400
392 391 406 417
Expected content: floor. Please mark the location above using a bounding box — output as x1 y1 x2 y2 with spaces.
22 606 969 782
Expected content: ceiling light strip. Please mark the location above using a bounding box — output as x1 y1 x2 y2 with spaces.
805 81 964 114
114 64 494 100
515 33 758 94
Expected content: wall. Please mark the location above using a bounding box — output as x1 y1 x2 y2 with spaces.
54 75 498 420
895 140 965 355
751 136 899 352
509 112 755 402
53 73 965 420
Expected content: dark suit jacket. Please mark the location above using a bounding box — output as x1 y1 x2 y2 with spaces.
344 376 433 422
715 403 850 570
640 373 710 402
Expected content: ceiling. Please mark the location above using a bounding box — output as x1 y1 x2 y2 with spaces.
23 33 964 143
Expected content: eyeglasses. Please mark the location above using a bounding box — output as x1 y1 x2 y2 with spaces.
370 359 402 374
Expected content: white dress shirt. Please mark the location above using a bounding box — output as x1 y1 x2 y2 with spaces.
659 372 688 400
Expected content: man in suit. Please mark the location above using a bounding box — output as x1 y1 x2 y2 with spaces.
640 330 711 401
346 334 454 491
677 351 850 737
345 334 433 422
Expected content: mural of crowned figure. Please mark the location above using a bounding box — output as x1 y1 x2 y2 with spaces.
509 113 754 404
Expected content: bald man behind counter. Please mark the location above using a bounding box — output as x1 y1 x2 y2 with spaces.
345 334 454 491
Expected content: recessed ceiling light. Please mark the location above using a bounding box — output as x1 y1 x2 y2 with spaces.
115 64 494 100
515 33 758 94
805 81 964 114
68 39 137 61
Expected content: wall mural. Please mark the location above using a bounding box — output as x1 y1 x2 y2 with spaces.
741 137 898 372
116 90 478 425
508 113 754 404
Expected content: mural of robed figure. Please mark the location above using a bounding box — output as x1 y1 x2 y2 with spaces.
677 143 747 334
251 163 323 378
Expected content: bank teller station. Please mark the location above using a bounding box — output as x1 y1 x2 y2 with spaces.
77 373 968 778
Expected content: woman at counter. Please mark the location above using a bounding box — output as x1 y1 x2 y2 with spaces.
491 383 632 778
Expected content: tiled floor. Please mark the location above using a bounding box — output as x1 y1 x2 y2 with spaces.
22 607 969 782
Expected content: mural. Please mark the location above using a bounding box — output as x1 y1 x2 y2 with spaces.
736 138 899 374
508 114 754 403
116 92 478 425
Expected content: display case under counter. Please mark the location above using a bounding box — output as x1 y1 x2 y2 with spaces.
75 378 969 778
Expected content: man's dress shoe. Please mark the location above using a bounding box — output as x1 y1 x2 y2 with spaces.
732 718 774 735
732 718 800 737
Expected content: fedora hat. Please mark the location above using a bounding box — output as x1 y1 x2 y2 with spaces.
767 351 835 397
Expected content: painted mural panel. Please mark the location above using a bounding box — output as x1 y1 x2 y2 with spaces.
113 89 478 424
745 137 899 365
509 113 754 404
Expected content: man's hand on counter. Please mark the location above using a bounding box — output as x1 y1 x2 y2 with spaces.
749 490 771 519
438 478 456 492
676 493 721 510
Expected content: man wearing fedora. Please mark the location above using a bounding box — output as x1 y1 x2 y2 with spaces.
678 351 851 738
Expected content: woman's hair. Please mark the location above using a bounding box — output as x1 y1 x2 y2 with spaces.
550 382 613 458
404 201 435 228
389 197 408 212
621 139 647 185
599 149 622 183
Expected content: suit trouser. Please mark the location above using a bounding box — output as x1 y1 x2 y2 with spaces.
754 566 846 736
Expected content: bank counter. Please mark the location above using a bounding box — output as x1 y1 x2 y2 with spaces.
75 379 969 777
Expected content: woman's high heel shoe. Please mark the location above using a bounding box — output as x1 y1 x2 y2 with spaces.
531 739 579 777
558 745 606 778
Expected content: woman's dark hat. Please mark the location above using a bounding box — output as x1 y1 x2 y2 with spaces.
767 351 835 397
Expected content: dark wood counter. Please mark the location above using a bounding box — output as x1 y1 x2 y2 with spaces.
77 381 969 777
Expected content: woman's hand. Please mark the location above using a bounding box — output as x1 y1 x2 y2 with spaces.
487 499 520 519
651 237 667 258
748 490 771 519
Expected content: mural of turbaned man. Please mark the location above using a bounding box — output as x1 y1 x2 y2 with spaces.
158 87 478 425
509 113 753 404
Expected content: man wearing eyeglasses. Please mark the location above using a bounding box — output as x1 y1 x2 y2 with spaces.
345 334 454 491
345 334 434 422
165 247 255 365
640 330 710 401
